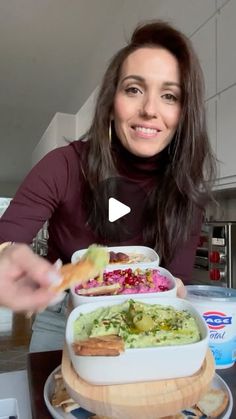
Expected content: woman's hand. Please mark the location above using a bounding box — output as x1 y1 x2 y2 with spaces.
175 277 187 298
0 244 61 312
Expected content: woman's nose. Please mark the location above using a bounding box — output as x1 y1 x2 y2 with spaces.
140 95 158 119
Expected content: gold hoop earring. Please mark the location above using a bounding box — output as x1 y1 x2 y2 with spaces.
108 120 112 146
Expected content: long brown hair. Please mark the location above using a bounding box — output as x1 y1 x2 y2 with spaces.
82 20 216 263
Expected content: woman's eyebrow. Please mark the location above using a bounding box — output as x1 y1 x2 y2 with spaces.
120 76 181 89
163 81 181 89
120 75 145 83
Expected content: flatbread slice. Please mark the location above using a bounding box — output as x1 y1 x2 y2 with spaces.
52 244 109 293
77 283 122 296
196 388 229 417
73 335 125 356
51 368 80 412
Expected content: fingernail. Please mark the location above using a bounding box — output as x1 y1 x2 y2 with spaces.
54 258 63 270
47 271 62 285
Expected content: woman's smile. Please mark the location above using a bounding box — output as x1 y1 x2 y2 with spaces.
131 124 162 139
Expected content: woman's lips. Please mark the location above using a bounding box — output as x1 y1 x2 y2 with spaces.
132 125 161 139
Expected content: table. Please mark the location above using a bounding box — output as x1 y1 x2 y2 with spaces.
27 350 61 419
27 350 236 419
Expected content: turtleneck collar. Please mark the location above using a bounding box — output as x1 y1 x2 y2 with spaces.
111 134 170 182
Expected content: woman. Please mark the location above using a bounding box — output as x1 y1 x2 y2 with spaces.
0 20 216 350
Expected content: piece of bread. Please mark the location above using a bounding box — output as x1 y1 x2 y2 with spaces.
54 259 99 293
0 241 12 252
63 401 81 413
51 368 80 412
196 388 229 417
165 387 229 418
77 283 122 296
52 244 109 294
73 334 125 356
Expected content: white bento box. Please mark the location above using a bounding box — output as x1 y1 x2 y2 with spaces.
70 264 177 307
71 245 160 268
66 297 209 385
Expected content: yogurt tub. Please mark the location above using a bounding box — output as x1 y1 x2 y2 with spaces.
186 285 236 369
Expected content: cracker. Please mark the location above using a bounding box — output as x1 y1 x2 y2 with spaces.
196 388 229 417
51 368 80 412
73 334 125 356
78 283 122 296
52 244 109 293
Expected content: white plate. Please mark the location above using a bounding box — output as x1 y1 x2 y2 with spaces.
43 365 94 419
210 373 233 419
44 367 233 419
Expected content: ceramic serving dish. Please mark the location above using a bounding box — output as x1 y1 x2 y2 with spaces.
71 245 160 268
70 264 177 307
65 297 209 385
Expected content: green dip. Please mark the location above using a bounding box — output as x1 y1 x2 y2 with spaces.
73 300 201 348
82 244 109 271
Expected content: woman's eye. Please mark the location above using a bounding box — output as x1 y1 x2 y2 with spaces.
125 86 142 95
162 93 178 103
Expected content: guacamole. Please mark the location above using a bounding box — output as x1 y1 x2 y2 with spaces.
82 244 109 271
73 300 201 349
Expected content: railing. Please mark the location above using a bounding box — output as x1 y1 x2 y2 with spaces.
32 222 48 257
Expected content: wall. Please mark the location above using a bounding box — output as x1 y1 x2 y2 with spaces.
32 113 76 166
75 87 99 139
206 189 236 221
32 88 98 165
0 181 19 197
190 0 236 188
186 0 236 220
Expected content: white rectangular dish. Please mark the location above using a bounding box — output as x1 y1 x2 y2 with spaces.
66 297 209 385
70 264 177 306
71 245 159 268
0 398 19 419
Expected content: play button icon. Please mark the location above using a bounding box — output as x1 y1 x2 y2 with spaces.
87 176 148 244
108 197 131 222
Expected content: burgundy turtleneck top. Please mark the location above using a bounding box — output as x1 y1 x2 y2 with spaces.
0 139 202 282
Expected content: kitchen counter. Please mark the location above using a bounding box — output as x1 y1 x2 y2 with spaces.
27 350 236 418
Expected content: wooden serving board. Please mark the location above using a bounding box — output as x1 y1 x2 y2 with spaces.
62 347 215 419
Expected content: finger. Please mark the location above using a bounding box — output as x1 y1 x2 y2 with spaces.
54 259 63 270
175 277 186 298
9 244 61 287
10 288 56 312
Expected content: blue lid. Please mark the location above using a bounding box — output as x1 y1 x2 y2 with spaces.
186 285 236 302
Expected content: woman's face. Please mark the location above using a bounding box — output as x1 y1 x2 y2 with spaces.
113 47 182 158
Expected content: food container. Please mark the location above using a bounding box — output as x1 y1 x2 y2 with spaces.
71 245 159 268
0 398 19 419
186 285 236 369
70 264 177 307
65 297 209 385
